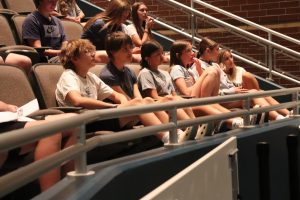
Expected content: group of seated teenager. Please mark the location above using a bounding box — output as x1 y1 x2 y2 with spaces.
1 0 292 194
6 0 159 70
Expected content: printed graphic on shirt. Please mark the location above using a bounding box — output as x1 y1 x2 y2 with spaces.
43 25 61 38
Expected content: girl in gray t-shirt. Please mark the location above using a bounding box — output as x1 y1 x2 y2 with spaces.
139 40 208 140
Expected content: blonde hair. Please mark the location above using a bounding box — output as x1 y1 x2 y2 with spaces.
218 49 237 82
60 39 96 71
84 0 131 31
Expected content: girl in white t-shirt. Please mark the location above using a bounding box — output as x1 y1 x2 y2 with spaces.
217 49 290 118
127 2 154 50
197 37 289 120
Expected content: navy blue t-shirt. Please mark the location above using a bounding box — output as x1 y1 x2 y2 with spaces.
100 62 137 99
22 10 66 50
81 19 124 50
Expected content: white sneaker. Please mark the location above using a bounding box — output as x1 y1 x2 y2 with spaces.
177 128 192 143
195 124 208 140
231 118 244 129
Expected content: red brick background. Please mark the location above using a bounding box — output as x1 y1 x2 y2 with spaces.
91 0 300 87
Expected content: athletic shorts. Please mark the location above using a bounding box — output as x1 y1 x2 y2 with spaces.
0 121 27 158
86 118 121 133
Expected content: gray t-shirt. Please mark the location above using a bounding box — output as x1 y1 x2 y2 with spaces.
138 68 175 97
169 65 197 94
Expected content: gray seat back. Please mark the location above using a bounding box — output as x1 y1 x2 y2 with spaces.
31 63 65 109
0 64 35 106
3 0 36 13
61 20 83 41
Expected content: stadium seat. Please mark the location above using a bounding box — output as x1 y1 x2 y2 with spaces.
10 14 26 44
31 63 106 109
60 20 83 41
3 0 36 14
0 64 63 116
0 14 40 64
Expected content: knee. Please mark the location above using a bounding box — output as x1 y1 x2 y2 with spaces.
163 95 175 101
6 54 32 69
206 68 219 79
143 97 155 104
248 89 258 92
131 98 145 106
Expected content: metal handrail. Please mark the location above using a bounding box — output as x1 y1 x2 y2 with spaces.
192 0 300 46
0 87 300 197
154 19 300 85
163 0 300 58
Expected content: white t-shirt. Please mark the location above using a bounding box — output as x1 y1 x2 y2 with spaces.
126 24 138 37
228 66 246 87
55 69 113 106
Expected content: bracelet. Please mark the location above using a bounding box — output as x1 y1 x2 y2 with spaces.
144 30 149 34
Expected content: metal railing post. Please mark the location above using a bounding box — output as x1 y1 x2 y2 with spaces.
68 125 95 176
267 33 273 81
191 0 195 46
167 107 178 145
243 97 251 126
292 91 299 115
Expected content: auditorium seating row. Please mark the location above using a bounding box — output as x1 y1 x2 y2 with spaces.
0 0 36 14
0 63 170 111
0 5 84 64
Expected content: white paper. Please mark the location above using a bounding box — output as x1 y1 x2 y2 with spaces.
0 99 39 123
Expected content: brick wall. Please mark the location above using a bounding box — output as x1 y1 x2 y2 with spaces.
91 0 300 87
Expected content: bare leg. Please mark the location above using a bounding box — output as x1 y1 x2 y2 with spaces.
25 120 62 192
242 72 260 90
191 67 220 98
264 96 289 116
157 95 194 121
5 53 32 74
144 97 169 123
45 113 77 176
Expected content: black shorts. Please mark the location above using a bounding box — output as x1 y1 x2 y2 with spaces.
86 118 121 133
0 121 27 158
0 51 8 62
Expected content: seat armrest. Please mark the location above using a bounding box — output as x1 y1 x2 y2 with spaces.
28 109 65 120
51 106 84 113
34 47 51 54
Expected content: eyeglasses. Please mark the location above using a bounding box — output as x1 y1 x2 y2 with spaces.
84 49 95 57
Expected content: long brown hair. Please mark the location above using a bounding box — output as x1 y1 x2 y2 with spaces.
131 2 151 39
197 37 218 58
170 40 190 67
84 0 131 32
